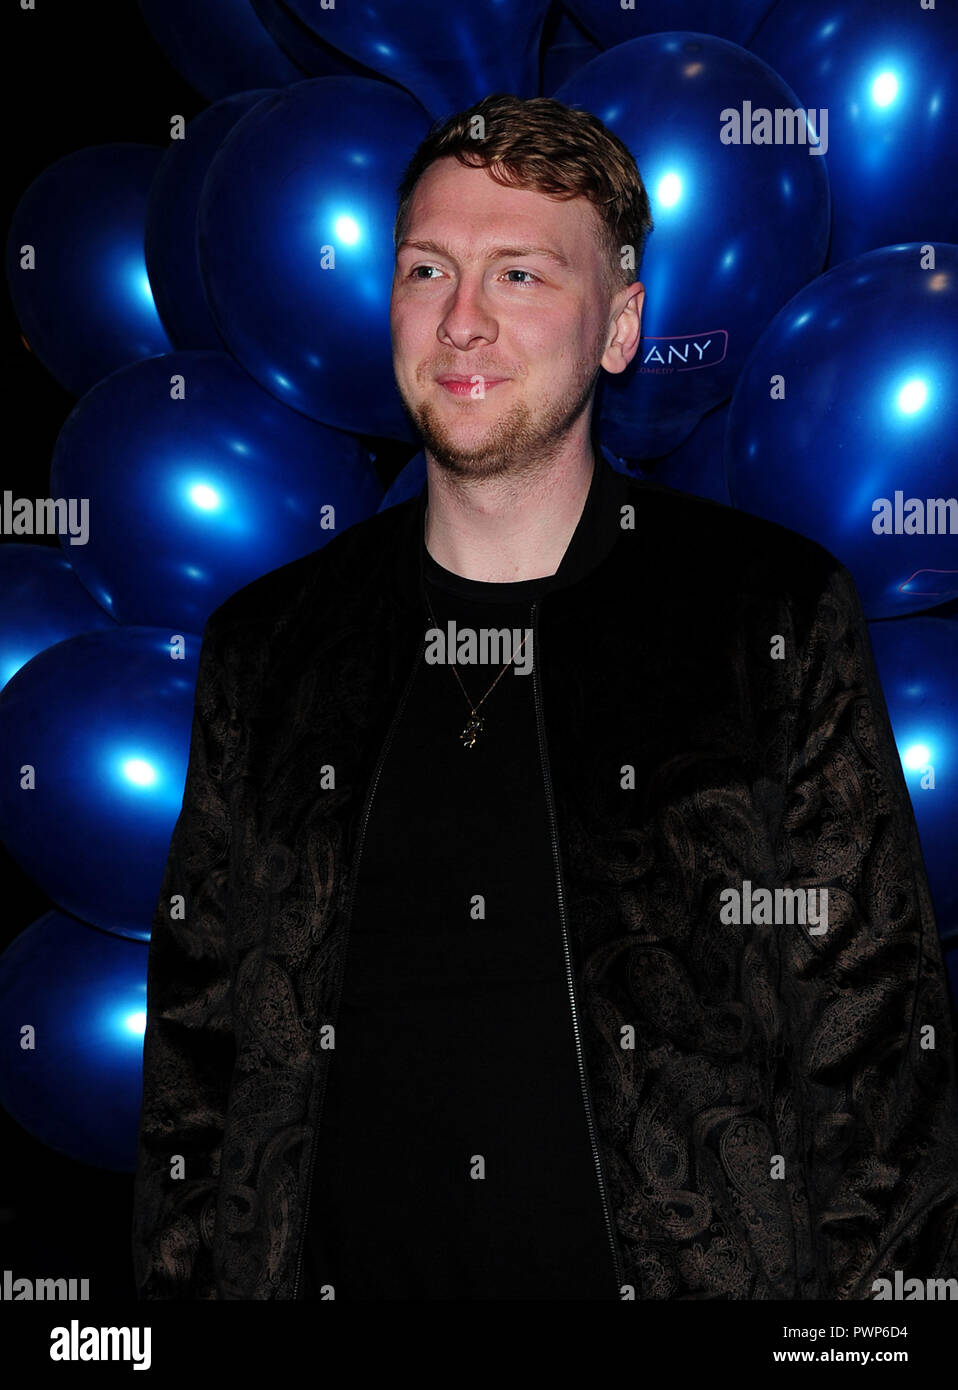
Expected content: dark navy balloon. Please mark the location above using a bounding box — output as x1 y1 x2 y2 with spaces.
727 244 958 619
251 0 390 83
751 0 958 268
137 0 308 100
947 947 958 1010
49 350 381 631
556 34 830 457
541 5 602 96
0 910 147 1171
566 0 777 49
0 627 202 940
0 545 116 691
278 0 551 118
198 78 431 439
145 90 276 350
649 402 733 507
378 452 426 513
867 617 957 941
5 145 174 398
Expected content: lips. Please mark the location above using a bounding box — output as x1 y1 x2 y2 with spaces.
435 375 508 396
436 375 507 384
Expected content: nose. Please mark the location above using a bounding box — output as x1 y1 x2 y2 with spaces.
437 273 498 351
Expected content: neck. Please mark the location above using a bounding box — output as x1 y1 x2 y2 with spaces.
423 440 598 584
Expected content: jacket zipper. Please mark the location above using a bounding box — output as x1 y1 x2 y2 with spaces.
292 596 625 1298
292 635 426 1299
530 597 625 1298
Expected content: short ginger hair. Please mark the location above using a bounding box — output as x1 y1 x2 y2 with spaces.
394 91 653 300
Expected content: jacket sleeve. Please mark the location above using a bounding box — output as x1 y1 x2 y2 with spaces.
780 559 958 1298
131 617 237 1299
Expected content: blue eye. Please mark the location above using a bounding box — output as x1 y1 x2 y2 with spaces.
406 265 541 285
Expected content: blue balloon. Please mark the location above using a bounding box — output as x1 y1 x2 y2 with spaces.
727 243 958 619
277 0 551 118
0 544 116 691
0 627 203 940
49 350 381 630
648 401 733 507
137 0 308 100
867 617 957 940
5 145 174 398
145 90 277 350
566 0 777 49
751 0 958 268
0 910 147 1171
556 34 830 457
198 78 431 439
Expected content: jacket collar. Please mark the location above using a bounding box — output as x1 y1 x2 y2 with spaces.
388 435 634 621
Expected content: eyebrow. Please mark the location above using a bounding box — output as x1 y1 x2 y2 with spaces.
397 238 572 270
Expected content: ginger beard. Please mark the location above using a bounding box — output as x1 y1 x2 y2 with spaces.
396 318 609 482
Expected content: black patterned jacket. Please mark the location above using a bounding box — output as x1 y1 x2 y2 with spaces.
131 456 958 1299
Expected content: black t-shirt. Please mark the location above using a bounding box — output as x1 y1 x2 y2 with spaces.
304 462 621 1300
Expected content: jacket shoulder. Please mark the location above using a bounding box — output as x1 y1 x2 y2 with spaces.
619 475 847 604
204 497 418 640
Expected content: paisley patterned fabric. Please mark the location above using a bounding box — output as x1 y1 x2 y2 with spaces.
131 463 958 1299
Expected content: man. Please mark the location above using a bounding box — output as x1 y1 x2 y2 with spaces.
132 93 958 1300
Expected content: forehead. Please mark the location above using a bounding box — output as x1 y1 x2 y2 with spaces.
401 156 601 261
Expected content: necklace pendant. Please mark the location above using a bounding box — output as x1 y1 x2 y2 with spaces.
460 711 484 748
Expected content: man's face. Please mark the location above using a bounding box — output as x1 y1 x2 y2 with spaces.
390 156 642 479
